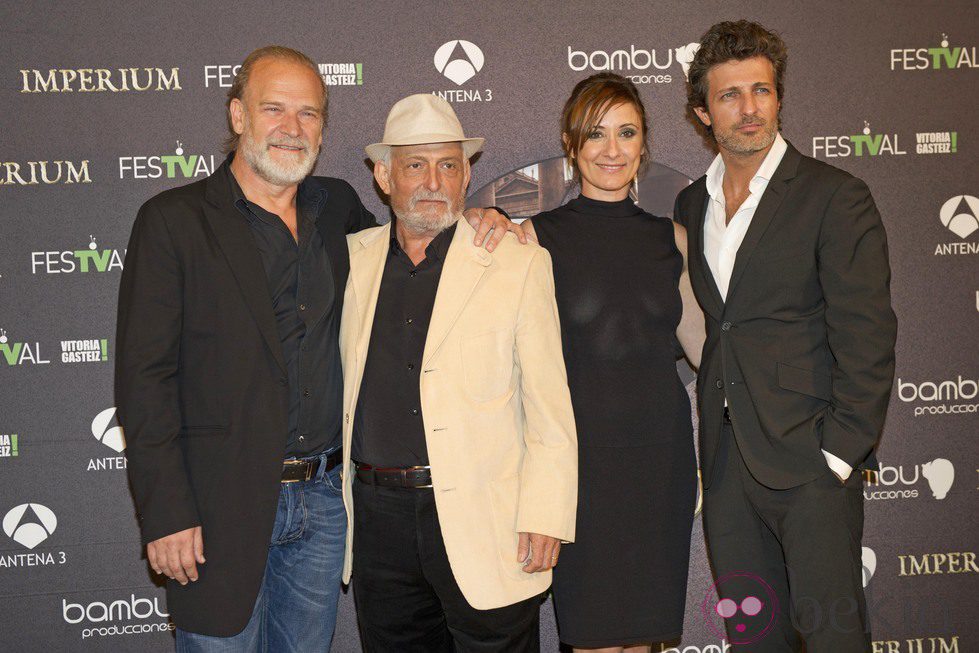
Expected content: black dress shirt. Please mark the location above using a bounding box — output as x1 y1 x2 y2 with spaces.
351 220 458 467
229 171 342 457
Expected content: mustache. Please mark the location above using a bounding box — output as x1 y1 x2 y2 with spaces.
407 189 453 211
266 137 309 150
739 117 766 127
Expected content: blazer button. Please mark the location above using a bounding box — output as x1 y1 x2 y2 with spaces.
715 379 724 389
721 321 732 331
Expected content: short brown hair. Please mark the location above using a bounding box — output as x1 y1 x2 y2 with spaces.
224 45 328 152
561 73 649 177
686 21 787 127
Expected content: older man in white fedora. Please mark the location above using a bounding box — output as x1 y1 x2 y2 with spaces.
338 94 578 652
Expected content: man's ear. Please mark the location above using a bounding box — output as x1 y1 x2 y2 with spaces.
229 98 246 136
693 106 712 129
373 159 392 195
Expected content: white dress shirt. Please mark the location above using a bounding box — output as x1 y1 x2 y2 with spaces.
703 133 853 481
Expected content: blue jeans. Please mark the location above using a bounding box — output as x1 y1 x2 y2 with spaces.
176 452 346 652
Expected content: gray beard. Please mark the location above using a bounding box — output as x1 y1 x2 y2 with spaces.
239 128 318 187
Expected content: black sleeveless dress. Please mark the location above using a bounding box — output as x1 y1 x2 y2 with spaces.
532 195 696 648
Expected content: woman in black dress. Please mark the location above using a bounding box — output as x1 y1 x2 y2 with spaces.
523 73 705 652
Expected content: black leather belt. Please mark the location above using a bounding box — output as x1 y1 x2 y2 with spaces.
282 448 343 483
354 461 432 488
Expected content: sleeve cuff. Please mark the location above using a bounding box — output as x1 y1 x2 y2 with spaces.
822 448 854 481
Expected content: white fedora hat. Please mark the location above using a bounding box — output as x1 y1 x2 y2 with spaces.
366 94 484 163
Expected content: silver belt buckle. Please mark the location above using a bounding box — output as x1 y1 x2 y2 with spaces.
404 465 432 489
282 459 312 483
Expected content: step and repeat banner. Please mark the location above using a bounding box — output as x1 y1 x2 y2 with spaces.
1 1 976 651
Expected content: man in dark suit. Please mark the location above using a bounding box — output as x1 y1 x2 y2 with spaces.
115 46 519 651
674 21 896 651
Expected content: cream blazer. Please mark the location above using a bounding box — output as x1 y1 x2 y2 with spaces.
339 218 577 609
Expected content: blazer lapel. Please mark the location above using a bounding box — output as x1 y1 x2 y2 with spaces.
202 174 287 374
725 143 802 306
349 224 390 362
685 183 724 319
422 220 491 367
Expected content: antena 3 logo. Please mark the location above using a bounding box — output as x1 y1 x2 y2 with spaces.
119 141 217 180
432 40 492 103
897 375 978 416
934 195 979 256
891 33 978 70
566 42 701 85
1 502 68 569
863 458 955 501
89 407 127 472
32 235 126 274
62 594 173 640
19 67 181 93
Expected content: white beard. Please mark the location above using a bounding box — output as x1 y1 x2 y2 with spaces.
239 121 318 186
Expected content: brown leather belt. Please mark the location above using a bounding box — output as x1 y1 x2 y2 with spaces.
282 448 343 483
354 461 432 488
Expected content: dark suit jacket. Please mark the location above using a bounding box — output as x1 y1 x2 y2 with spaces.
115 160 375 636
674 142 896 490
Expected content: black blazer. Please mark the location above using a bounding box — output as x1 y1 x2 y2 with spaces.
674 142 896 490
115 161 375 636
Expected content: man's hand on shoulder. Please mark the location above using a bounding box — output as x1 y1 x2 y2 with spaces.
517 532 561 573
147 526 205 585
463 207 537 252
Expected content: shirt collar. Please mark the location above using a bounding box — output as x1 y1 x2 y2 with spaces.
389 215 459 264
705 132 787 201
225 152 329 222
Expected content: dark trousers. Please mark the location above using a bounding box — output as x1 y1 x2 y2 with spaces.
702 422 870 652
352 479 542 653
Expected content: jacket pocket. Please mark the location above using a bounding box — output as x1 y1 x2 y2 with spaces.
777 362 832 401
461 329 514 403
